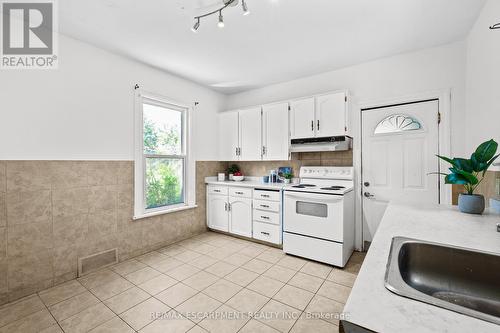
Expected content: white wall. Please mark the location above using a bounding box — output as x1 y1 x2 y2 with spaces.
465 0 500 162
0 34 225 161
226 41 467 156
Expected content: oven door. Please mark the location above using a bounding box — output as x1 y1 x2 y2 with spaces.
284 191 344 242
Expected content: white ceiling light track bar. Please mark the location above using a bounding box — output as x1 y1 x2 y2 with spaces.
192 0 250 32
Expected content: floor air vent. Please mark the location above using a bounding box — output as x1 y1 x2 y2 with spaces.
78 248 118 277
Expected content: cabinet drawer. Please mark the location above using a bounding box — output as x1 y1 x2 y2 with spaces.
229 187 252 198
253 221 280 244
253 189 280 201
207 185 228 195
253 210 280 225
253 200 280 213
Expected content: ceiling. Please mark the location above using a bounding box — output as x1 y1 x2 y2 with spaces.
59 0 485 94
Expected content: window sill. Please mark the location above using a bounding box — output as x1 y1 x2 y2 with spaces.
133 204 198 220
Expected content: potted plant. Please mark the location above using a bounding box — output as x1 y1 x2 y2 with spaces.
283 172 293 184
434 139 499 214
227 164 240 181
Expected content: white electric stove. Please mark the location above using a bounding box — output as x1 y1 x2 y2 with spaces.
283 166 355 267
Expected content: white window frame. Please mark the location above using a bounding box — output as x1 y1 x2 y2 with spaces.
133 90 196 220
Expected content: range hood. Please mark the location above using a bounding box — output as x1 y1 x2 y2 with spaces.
290 136 352 153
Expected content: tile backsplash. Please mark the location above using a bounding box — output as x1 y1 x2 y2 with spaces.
0 160 225 305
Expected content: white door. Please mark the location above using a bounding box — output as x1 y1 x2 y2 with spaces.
229 197 252 237
207 194 229 232
362 100 440 242
239 107 262 161
263 102 289 160
290 97 315 139
316 92 346 137
218 111 239 161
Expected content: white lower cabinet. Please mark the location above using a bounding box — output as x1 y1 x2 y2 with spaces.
229 197 252 237
207 192 229 232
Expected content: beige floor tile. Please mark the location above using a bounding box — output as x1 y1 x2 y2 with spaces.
256 251 284 264
272 285 314 311
103 287 150 314
166 264 201 281
111 259 147 276
156 283 198 308
136 251 169 266
91 276 134 300
226 288 269 314
327 269 357 288
222 253 253 266
199 304 250 333
138 274 177 295
242 259 273 274
276 256 307 271
349 251 366 264
60 303 115 333
224 268 259 287
202 279 242 303
89 316 134 333
206 247 235 260
120 298 170 331
290 315 338 333
48 291 100 322
176 250 203 263
0 308 56 333
187 325 208 332
247 276 285 298
175 293 221 323
304 295 344 326
238 245 266 258
287 272 324 293
316 281 351 304
158 244 185 257
257 300 301 333
191 243 218 254
204 261 238 278
240 319 279 333
262 265 296 283
39 280 87 306
343 261 362 274
0 294 45 327
300 262 333 279
189 255 219 269
140 310 195 333
149 257 184 273
39 324 64 333
183 271 219 291
77 269 122 290
125 267 161 285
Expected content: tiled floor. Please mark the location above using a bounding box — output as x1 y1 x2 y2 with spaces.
0 231 365 333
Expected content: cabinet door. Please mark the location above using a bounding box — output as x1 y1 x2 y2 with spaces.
207 194 229 232
262 103 289 161
239 107 262 161
316 92 346 137
218 111 239 161
290 97 315 139
229 197 252 237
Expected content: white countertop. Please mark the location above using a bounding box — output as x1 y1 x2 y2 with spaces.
205 176 287 190
343 203 500 333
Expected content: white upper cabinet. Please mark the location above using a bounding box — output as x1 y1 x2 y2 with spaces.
290 97 315 139
316 92 347 137
218 111 239 161
239 107 262 161
262 102 289 161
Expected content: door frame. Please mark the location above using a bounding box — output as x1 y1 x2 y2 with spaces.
353 89 452 250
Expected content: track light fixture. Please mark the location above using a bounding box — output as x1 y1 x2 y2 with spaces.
191 0 249 32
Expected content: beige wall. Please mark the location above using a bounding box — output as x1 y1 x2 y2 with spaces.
0 160 225 305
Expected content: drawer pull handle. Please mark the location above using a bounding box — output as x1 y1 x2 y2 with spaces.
261 216 270 220
235 192 244 195
261 231 270 236
261 194 270 198
260 205 270 208
214 190 221 192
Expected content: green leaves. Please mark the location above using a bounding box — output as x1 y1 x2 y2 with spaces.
474 139 498 163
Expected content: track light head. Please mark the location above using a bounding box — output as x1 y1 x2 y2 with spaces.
242 0 250 15
191 19 200 32
218 11 225 28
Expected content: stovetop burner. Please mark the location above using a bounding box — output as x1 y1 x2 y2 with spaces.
292 184 316 188
320 186 346 190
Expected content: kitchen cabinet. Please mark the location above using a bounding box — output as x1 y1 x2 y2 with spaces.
239 107 262 161
207 191 229 232
262 102 289 160
218 111 239 161
290 91 347 139
229 197 252 237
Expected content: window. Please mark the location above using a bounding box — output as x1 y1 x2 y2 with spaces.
134 91 194 218
374 114 422 135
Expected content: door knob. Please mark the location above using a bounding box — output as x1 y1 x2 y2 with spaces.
364 192 374 198
364 182 370 187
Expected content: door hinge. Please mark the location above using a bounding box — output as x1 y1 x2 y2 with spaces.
288 105 291 111
438 112 441 124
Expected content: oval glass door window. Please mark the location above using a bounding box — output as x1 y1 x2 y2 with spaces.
374 114 422 134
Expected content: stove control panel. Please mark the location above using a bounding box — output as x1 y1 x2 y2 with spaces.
299 167 354 180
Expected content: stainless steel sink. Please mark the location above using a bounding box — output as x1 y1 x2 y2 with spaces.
385 237 500 325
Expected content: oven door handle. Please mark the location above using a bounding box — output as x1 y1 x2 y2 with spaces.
284 192 344 203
